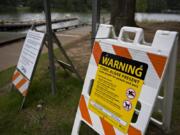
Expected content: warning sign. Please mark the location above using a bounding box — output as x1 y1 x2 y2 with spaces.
88 52 148 133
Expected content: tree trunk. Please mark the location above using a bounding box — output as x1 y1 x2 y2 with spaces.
110 0 136 35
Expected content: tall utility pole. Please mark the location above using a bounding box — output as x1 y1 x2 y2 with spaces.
91 0 101 46
44 0 57 95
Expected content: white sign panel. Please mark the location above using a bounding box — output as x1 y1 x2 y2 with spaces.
17 30 45 80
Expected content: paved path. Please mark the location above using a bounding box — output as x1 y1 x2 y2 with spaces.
0 26 91 71
0 32 26 45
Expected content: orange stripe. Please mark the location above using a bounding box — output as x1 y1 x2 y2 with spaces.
93 42 102 65
79 95 92 125
15 78 27 89
128 125 141 135
100 118 116 135
112 45 132 59
147 53 167 78
12 71 20 81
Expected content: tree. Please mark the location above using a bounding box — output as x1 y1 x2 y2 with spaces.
0 0 18 12
28 0 44 12
147 0 167 13
167 0 180 10
110 0 136 35
136 0 147 12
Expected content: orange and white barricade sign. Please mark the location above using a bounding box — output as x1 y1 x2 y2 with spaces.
12 30 45 96
72 24 178 135
12 69 30 96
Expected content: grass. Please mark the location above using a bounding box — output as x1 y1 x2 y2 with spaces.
0 66 15 88
0 43 180 134
0 58 180 135
0 51 84 135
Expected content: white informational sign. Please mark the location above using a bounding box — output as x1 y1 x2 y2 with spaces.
17 30 45 80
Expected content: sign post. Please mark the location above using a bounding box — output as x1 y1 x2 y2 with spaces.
91 0 101 46
44 0 57 95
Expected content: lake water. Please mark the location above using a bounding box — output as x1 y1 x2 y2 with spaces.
135 13 180 22
0 12 180 23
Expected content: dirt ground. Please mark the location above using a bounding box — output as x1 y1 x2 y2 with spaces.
139 22 180 61
65 22 180 77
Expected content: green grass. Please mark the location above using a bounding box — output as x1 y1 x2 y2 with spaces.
0 50 180 134
0 66 15 88
0 51 84 135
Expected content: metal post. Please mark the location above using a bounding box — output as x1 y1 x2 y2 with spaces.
19 96 26 111
44 0 57 95
91 0 101 46
97 0 101 24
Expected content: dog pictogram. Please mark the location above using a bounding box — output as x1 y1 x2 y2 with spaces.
123 100 132 111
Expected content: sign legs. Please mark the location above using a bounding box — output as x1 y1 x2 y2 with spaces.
162 38 178 133
19 96 26 111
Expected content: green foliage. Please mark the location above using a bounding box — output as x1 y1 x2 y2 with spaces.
1 0 180 13
0 0 180 12
167 0 180 10
0 0 17 13
147 0 167 13
27 0 44 12
0 0 110 13
136 0 148 12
